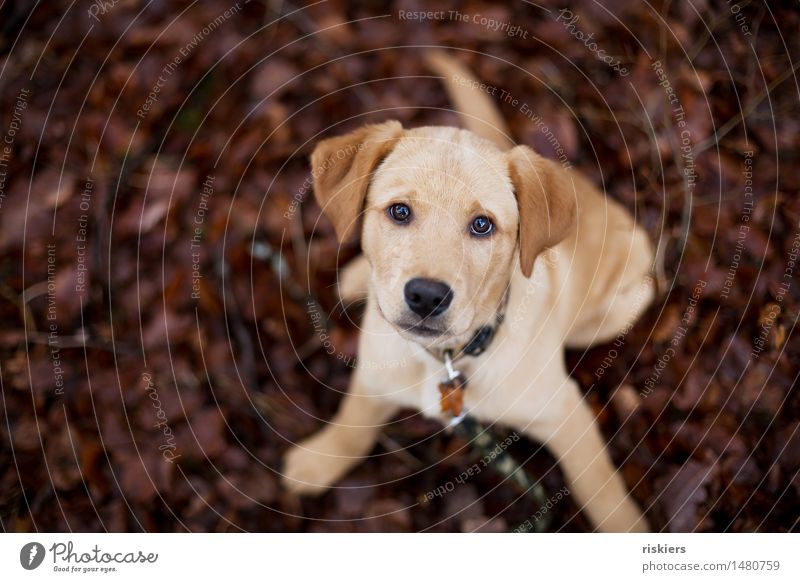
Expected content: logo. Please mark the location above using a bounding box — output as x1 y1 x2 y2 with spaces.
20 542 46 570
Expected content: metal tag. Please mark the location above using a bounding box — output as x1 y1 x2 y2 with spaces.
438 373 466 418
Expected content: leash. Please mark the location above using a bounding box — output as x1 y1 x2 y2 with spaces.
438 367 554 532
452 416 554 533
426 288 554 532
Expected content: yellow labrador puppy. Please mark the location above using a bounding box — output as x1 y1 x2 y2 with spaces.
283 53 654 532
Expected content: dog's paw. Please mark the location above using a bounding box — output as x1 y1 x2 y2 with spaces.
281 437 356 496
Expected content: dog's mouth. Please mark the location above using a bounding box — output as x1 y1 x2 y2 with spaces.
395 318 448 338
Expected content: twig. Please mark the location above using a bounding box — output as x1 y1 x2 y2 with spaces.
688 1 754 62
695 58 800 154
1 283 35 334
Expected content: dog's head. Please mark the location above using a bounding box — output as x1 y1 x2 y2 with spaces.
311 121 576 349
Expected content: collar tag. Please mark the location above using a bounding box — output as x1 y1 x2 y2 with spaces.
439 350 467 422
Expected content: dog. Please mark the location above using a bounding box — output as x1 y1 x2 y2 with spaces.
282 52 655 532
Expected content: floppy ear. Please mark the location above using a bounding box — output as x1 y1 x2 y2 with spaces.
507 146 577 277
311 120 404 242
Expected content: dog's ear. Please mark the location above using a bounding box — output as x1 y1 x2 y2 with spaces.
311 120 404 242
507 146 577 277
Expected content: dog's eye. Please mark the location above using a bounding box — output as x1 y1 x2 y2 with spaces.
388 203 412 223
470 216 493 236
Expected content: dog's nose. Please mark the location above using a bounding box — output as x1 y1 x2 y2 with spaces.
404 278 453 318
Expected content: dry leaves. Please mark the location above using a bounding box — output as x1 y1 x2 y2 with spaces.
1 0 798 532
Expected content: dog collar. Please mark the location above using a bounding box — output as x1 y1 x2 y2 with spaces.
433 286 510 425
430 284 509 362
461 319 501 356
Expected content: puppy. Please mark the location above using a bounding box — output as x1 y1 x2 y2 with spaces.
282 52 654 532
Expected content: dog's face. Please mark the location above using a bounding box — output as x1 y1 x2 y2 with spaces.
311 121 575 349
361 127 518 347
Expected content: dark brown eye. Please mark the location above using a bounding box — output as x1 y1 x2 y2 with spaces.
470 215 493 236
388 203 412 223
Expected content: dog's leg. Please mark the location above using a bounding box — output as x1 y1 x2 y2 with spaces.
282 377 399 495
565 271 655 348
529 382 649 532
564 207 656 348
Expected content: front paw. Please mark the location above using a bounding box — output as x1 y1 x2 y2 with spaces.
281 435 360 496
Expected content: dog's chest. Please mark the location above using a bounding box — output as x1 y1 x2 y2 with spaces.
391 351 554 426
356 289 565 426
359 355 502 420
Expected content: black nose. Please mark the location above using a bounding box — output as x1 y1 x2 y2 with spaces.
404 278 453 318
